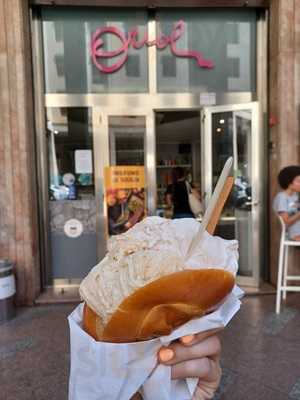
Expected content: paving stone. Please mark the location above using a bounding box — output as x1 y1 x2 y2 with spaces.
262 308 298 335
2 296 300 399
213 367 238 399
290 378 300 400
0 337 36 361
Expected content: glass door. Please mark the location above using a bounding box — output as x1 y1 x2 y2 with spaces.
98 111 156 239
202 102 262 287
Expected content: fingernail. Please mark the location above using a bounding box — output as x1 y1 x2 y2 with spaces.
159 348 174 362
181 334 195 344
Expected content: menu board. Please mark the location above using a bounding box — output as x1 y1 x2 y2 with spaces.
104 166 146 235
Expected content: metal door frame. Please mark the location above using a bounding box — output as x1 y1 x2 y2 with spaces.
202 102 261 287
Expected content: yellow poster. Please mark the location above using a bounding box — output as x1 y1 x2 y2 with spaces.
104 166 146 235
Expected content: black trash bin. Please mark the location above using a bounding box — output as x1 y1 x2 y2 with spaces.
0 260 16 322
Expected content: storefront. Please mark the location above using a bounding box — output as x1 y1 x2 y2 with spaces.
29 3 268 294
11 0 300 306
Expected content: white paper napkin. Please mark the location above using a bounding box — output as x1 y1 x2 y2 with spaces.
68 287 242 400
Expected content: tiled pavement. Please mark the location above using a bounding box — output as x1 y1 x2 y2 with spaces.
1 294 300 400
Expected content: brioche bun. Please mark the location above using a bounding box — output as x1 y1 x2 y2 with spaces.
83 268 234 343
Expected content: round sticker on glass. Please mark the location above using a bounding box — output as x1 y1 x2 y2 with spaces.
64 219 83 238
63 173 75 187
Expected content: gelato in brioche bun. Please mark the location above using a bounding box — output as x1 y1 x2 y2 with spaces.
80 217 238 343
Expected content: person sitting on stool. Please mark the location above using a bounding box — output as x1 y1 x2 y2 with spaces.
273 165 300 241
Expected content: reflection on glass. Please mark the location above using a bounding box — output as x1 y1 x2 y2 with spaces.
47 108 94 201
41 8 148 93
109 116 145 166
46 107 97 282
156 9 256 93
212 110 253 277
107 116 146 235
155 111 201 218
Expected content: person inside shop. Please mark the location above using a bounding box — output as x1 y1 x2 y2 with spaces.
165 167 201 219
273 165 300 241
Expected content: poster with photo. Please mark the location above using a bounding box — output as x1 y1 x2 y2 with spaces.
104 166 146 236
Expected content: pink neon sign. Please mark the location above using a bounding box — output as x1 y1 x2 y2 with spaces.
91 20 214 74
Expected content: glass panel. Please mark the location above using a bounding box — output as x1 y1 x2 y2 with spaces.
46 107 97 282
156 9 256 93
155 111 201 218
42 8 148 93
109 116 145 166
107 116 146 235
212 110 253 277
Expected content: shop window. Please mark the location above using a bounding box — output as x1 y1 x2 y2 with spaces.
91 63 108 86
109 116 145 166
41 7 256 94
156 9 257 93
41 8 148 93
46 108 94 202
45 107 97 282
54 54 65 77
226 22 239 44
54 21 63 42
125 55 141 78
162 55 177 78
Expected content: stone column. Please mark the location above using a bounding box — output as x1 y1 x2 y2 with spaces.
269 0 300 284
0 0 40 304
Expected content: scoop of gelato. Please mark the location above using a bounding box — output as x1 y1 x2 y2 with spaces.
79 217 238 325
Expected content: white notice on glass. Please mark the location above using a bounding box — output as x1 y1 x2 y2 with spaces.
75 150 93 174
